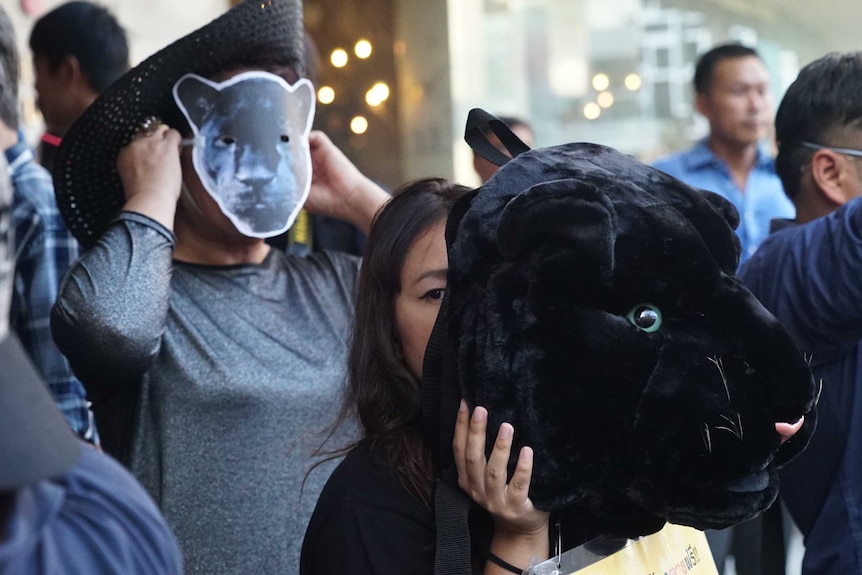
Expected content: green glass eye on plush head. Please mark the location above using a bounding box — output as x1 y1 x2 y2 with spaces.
627 304 662 332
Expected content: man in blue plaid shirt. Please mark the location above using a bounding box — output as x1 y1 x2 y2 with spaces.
0 8 95 443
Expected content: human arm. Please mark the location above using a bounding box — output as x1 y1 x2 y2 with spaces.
739 198 862 358
116 123 183 231
51 213 175 403
11 185 94 441
25 446 182 574
51 127 181 402
305 131 390 235
454 401 550 574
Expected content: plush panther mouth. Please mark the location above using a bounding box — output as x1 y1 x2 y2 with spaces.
724 471 769 493
776 417 804 444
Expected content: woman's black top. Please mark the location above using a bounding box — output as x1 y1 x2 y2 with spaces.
300 440 436 574
302 437 503 574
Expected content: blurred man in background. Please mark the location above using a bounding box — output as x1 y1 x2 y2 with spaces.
29 0 129 171
654 43 793 265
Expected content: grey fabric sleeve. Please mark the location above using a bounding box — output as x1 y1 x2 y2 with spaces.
52 212 175 401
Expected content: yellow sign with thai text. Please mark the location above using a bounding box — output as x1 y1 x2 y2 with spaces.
569 524 717 575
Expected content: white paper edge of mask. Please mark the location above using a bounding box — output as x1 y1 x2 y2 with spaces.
172 71 315 238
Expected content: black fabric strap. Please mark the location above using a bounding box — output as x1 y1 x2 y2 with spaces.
464 108 531 168
434 479 473 575
423 189 480 575
487 551 525 574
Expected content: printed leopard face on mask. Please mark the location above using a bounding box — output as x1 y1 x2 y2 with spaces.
173 71 315 238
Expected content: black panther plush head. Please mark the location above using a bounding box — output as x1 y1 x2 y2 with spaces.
426 140 817 544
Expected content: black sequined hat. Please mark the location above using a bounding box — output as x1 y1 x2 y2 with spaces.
53 0 305 249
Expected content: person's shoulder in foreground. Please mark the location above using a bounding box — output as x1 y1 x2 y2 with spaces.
0 447 183 575
0 323 181 574
739 50 862 575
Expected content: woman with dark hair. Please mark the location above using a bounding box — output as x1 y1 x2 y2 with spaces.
301 178 550 575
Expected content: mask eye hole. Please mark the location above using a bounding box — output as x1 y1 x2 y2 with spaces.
215 135 236 146
627 304 662 333
280 134 290 143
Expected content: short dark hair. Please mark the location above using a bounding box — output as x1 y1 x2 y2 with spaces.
303 31 321 86
694 43 761 94
0 6 19 128
775 52 862 200
29 1 129 93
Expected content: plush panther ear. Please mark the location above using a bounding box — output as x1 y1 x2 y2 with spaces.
699 189 740 231
497 179 616 272
693 189 742 273
173 74 219 130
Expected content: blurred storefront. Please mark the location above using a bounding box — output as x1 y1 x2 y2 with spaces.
307 0 862 187
2 0 861 189
446 0 858 186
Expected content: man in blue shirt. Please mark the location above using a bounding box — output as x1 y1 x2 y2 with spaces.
740 52 862 575
654 44 794 265
0 149 182 574
0 6 95 442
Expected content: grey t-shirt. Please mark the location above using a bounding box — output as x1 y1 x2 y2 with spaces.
53 212 359 574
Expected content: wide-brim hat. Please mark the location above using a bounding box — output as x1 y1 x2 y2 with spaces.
0 333 82 490
53 0 305 249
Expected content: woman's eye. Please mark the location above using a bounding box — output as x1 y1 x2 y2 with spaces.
627 303 662 333
280 134 290 143
421 288 445 301
215 135 236 146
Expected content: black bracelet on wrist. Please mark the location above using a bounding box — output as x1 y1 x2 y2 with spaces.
487 550 525 574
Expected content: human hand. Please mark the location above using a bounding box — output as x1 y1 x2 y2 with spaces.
453 401 550 539
117 120 183 229
306 130 389 234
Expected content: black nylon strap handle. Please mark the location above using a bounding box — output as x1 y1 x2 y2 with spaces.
434 479 473 575
464 108 532 167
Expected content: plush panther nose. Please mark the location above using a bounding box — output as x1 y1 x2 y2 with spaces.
776 417 804 445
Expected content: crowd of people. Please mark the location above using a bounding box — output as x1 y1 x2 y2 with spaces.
0 0 858 574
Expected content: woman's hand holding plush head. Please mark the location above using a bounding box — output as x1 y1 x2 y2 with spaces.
454 401 550 573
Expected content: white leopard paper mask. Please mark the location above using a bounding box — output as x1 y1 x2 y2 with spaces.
173 71 315 238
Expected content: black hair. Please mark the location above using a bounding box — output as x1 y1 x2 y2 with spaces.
315 178 471 508
303 31 321 87
0 6 18 128
775 52 862 200
693 43 761 95
29 1 129 93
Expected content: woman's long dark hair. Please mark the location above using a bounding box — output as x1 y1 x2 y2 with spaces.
322 177 471 508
